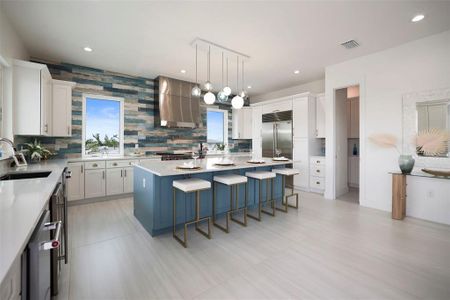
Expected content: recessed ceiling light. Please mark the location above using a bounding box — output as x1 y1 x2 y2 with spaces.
180 69 186 74
294 70 300 74
411 14 425 22
247 85 252 89
83 46 93 52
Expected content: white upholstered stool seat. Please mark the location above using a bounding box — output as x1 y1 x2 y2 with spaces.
272 168 300 176
214 174 248 186
245 171 276 180
173 178 211 193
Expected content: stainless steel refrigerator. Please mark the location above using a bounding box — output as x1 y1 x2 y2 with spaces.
262 110 293 159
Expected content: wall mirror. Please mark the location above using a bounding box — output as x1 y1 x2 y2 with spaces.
416 99 449 157
403 88 450 168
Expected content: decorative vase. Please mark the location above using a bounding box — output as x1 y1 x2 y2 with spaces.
398 154 415 174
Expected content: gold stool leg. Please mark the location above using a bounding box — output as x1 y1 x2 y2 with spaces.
213 182 230 233
173 187 187 248
247 178 262 221
230 182 248 227
276 175 288 213
194 190 212 239
286 176 299 209
262 178 276 216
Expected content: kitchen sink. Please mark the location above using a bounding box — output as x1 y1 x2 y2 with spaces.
0 171 52 181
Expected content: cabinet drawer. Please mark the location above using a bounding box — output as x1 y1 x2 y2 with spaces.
310 165 325 178
310 176 325 190
310 156 325 165
106 159 138 168
84 160 106 170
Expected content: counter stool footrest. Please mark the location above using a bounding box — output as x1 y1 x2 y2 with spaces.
261 198 276 216
213 212 231 233
230 207 248 226
286 192 299 209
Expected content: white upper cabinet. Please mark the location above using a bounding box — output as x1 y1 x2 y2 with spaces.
232 107 252 139
14 60 53 135
261 98 292 114
315 93 326 138
52 80 75 137
251 105 262 140
292 96 309 138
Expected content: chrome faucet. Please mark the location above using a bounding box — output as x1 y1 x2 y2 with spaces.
0 137 16 158
0 137 27 166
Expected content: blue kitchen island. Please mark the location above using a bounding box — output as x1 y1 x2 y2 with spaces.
133 156 291 236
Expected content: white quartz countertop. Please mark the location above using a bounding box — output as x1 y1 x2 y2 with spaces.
136 156 291 176
0 159 67 284
66 155 160 162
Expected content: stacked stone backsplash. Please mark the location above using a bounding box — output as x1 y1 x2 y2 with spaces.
15 60 251 158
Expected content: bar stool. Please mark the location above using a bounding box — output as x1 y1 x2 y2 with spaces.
245 170 276 221
212 174 248 233
172 178 212 248
272 168 300 212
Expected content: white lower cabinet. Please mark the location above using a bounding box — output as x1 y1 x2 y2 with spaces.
309 156 325 193
67 159 138 201
67 162 84 201
84 169 106 199
123 167 134 193
293 162 309 190
106 166 135 195
106 168 124 196
0 255 21 300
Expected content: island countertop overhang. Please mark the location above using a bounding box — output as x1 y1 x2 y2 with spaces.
135 156 292 176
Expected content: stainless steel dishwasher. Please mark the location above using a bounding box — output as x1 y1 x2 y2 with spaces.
22 209 62 300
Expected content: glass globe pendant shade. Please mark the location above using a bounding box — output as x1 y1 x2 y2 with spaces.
204 81 213 91
217 90 228 102
191 85 202 97
223 86 232 96
239 90 246 98
204 91 216 105
231 95 244 109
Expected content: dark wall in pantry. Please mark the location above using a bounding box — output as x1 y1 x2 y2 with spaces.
15 60 251 158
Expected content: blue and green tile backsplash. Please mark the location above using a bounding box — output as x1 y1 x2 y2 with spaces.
15 60 251 158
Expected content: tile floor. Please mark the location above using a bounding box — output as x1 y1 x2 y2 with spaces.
57 191 450 299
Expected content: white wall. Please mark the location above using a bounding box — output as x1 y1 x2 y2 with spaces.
325 30 450 225
251 78 324 103
0 3 29 140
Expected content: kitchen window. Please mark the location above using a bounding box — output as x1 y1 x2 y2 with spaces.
206 108 228 144
82 94 124 156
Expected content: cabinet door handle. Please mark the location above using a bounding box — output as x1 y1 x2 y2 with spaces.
316 170 320 173
81 165 84 173
113 162 118 166
44 124 48 133
93 163 98 167
67 126 70 135
121 169 123 177
102 171 105 179
316 181 320 185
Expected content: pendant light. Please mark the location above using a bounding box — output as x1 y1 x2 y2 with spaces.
239 60 247 99
202 46 215 104
203 46 215 104
203 46 213 92
231 56 244 109
223 57 232 96
217 52 228 102
191 44 201 97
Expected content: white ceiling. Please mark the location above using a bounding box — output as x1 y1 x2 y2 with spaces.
3 1 450 97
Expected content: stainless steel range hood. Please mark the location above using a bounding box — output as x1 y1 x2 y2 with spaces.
155 76 201 128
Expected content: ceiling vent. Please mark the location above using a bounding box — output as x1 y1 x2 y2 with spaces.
340 39 360 49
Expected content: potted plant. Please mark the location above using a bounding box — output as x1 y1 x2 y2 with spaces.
23 139 54 162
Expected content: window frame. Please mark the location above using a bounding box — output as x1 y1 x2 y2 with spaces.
206 107 228 144
82 93 125 157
